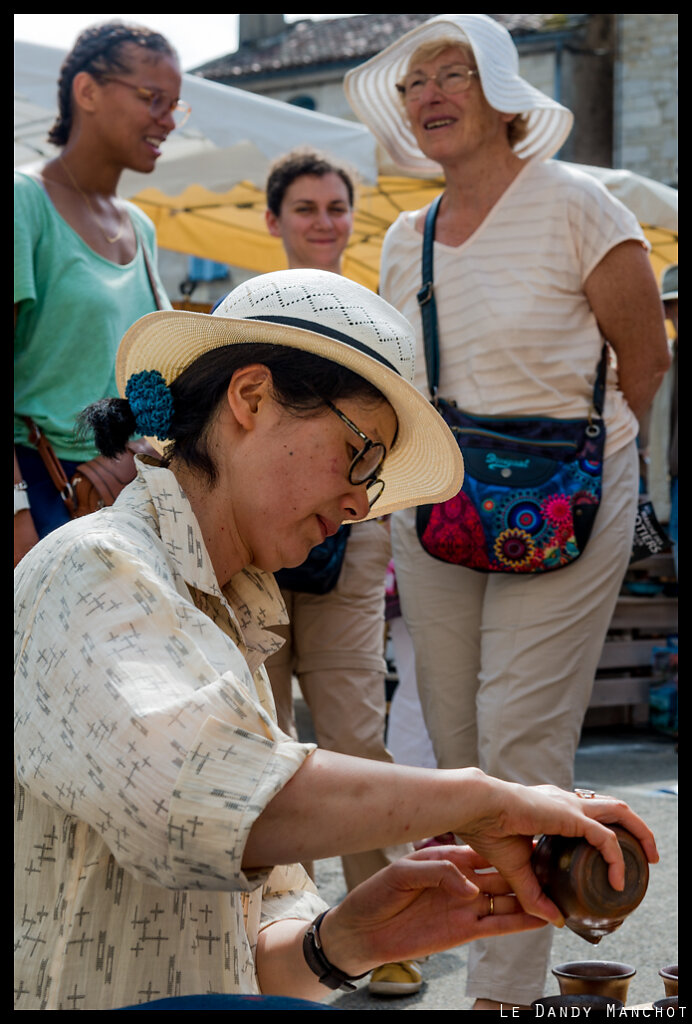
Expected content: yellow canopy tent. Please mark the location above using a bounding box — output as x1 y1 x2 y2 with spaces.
15 40 676 294
130 175 448 293
130 168 677 297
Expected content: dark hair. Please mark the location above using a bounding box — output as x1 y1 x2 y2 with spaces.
80 343 384 485
265 148 356 216
48 20 178 147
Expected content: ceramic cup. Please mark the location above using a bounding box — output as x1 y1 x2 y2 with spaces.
653 996 679 1011
659 964 679 997
532 994 624 1013
551 960 636 1005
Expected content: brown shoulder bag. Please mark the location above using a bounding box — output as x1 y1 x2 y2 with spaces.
24 418 156 518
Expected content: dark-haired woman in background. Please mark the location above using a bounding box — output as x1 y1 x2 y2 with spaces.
14 19 189 565
264 149 418 996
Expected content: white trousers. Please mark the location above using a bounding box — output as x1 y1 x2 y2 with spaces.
387 616 437 769
391 441 638 1005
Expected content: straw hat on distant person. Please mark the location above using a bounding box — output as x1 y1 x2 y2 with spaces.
660 263 678 302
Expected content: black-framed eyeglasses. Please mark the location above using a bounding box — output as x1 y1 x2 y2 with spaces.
396 64 479 101
325 399 387 511
102 76 191 127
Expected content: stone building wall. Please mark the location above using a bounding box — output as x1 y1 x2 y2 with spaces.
615 13 678 186
614 15 677 519
223 13 677 186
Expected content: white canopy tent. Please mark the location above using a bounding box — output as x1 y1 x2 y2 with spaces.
14 39 379 189
15 39 676 287
15 39 677 514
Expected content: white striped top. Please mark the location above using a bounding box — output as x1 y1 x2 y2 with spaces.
380 159 646 458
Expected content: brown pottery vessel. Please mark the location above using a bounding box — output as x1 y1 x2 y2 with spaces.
531 824 649 943
551 961 636 1004
653 996 679 1011
659 964 678 997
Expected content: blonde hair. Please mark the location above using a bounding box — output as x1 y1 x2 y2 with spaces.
408 36 474 69
399 36 530 150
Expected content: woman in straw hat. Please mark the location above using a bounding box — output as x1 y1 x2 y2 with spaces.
345 14 670 1010
14 268 658 1010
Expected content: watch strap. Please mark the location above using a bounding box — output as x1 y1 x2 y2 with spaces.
302 911 368 992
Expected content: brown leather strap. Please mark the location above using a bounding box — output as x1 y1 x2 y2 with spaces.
22 417 76 514
136 226 166 311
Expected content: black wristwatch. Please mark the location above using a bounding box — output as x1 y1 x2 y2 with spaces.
302 910 369 992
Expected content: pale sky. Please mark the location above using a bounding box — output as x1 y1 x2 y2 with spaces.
13 14 363 73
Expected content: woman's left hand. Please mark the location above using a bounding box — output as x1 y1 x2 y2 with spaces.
318 845 546 977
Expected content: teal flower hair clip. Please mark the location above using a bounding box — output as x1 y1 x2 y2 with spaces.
125 369 174 440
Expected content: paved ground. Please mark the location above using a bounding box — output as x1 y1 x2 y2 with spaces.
295 698 678 1012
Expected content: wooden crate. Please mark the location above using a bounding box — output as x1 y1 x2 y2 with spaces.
585 554 677 727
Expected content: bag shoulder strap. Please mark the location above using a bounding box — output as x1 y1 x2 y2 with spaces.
22 416 76 512
591 344 607 419
416 192 607 416
416 194 444 401
134 224 166 311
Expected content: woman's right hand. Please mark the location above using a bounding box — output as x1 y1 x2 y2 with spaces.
455 775 659 924
317 844 547 979
14 509 39 568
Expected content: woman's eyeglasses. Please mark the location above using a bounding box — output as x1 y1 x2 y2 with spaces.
396 64 479 101
325 400 386 511
102 77 191 128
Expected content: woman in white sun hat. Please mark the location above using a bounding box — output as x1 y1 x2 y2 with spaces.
345 13 670 1010
14 268 658 1010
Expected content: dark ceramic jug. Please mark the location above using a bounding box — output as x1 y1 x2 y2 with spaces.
531 824 649 943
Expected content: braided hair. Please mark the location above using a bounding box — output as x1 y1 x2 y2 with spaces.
48 20 177 147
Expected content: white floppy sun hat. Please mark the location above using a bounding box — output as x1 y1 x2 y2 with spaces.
116 268 464 521
344 13 574 176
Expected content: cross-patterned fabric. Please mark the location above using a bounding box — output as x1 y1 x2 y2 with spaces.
14 458 326 1010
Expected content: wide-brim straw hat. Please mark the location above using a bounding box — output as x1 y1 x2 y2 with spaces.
344 13 574 176
116 268 464 521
